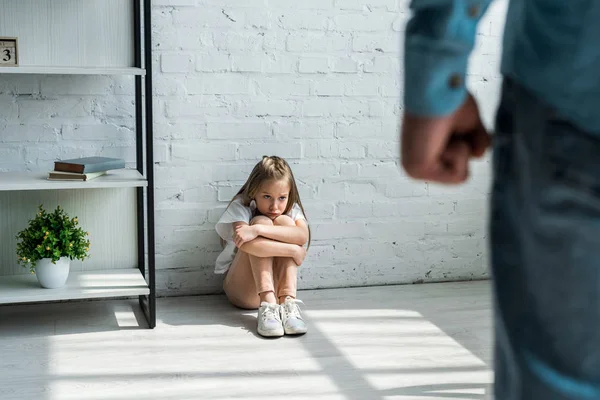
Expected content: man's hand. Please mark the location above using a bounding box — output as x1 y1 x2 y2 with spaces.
401 93 491 184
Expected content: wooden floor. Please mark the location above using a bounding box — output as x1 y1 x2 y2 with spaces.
0 281 493 400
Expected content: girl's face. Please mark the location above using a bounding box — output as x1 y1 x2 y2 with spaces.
255 179 291 220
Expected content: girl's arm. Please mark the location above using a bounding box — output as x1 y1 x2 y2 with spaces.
254 220 309 246
233 222 302 259
240 237 301 259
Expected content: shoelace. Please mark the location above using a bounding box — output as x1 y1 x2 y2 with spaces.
262 305 281 322
282 299 304 320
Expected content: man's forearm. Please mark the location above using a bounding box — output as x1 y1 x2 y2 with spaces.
404 0 492 117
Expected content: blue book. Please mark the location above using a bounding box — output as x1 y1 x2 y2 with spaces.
54 157 125 174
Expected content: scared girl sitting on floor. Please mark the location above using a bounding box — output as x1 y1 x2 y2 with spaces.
215 156 310 337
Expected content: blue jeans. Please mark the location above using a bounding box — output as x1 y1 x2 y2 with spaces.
491 78 600 399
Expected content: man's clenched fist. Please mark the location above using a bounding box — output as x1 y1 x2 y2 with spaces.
401 93 491 184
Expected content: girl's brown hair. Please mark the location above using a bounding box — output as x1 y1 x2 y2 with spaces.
231 155 310 248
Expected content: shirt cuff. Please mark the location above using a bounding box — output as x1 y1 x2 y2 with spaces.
403 40 470 117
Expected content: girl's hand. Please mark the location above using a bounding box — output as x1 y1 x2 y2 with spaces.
293 246 307 266
233 225 259 248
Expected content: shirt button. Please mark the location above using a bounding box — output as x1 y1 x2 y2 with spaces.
468 4 480 18
448 74 463 89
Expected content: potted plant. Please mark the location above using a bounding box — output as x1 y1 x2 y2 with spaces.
16 205 91 289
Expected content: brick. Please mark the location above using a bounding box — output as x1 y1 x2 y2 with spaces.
337 121 383 138
207 121 271 139
299 57 329 74
331 57 358 73
156 208 207 227
172 8 242 28
334 13 396 31
0 146 22 164
385 180 428 198
317 181 346 200
18 98 92 121
155 123 207 140
311 222 368 240
338 202 372 218
273 121 335 139
212 163 256 181
231 54 297 73
302 201 335 220
185 74 251 95
165 98 231 118
278 12 329 30
200 0 266 6
307 140 365 159
92 97 135 119
239 142 302 160
287 33 350 52
214 32 263 51
253 77 311 96
346 182 379 200
392 13 410 32
0 97 17 121
267 0 334 9
217 184 243 202
0 75 40 95
1 125 58 143
153 27 213 50
304 245 334 264
154 0 196 5
372 200 455 218
301 99 369 117
196 52 230 72
61 124 134 142
367 141 399 159
172 142 237 162
161 53 194 73
358 161 401 178
352 34 402 53
335 0 398 11
235 100 298 117
364 56 399 73
291 162 339 179
41 76 113 96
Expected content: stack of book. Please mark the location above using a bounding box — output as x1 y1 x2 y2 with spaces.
48 157 126 181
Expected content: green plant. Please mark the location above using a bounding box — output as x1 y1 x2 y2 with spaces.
16 205 91 273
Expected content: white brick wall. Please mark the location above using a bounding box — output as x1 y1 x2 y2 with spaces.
0 0 508 296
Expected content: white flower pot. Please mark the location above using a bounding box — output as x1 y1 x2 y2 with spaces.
35 257 70 289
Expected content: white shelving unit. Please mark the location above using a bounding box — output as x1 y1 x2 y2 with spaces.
0 269 150 304
0 66 146 75
0 170 147 191
0 0 156 328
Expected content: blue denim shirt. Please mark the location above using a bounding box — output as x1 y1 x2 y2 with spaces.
404 0 600 133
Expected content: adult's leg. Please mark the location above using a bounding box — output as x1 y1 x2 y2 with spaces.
491 78 600 399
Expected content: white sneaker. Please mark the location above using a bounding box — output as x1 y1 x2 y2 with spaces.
281 297 307 335
257 302 284 337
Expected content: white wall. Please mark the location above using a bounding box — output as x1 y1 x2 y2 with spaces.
0 0 508 296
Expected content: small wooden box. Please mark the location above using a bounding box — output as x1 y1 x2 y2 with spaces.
0 38 18 67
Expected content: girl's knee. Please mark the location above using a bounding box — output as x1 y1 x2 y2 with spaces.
251 215 273 225
273 215 294 226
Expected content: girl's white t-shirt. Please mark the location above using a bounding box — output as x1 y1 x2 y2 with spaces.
214 197 306 274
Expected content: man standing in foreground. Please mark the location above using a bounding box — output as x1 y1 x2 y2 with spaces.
401 1 600 398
